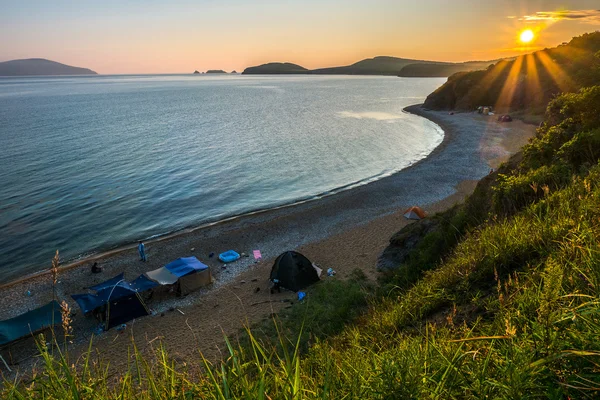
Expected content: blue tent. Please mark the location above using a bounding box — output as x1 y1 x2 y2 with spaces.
0 301 62 346
71 273 157 329
130 274 159 292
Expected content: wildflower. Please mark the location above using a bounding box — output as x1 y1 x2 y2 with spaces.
60 300 72 338
505 318 516 337
541 184 550 196
530 182 538 194
51 250 60 286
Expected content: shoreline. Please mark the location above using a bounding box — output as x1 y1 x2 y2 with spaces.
0 104 446 289
0 105 537 375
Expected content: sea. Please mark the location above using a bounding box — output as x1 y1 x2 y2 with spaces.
0 74 445 281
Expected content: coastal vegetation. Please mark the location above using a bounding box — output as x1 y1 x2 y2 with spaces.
4 32 600 400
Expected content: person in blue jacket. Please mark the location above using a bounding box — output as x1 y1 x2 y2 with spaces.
138 241 147 262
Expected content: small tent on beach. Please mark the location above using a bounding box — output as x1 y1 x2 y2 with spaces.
270 251 320 292
403 206 426 220
72 274 155 330
145 257 212 296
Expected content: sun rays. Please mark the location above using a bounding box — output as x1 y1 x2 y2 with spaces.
487 22 581 113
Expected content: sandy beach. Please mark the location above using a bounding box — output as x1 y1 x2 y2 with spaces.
0 105 536 376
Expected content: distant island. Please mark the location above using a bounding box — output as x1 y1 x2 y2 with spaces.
242 56 495 77
193 70 200 74
243 62 308 74
206 70 227 74
0 58 97 76
231 70 238 74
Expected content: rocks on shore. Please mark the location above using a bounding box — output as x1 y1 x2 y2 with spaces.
377 218 440 271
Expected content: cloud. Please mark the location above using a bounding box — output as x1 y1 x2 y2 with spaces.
519 10 600 23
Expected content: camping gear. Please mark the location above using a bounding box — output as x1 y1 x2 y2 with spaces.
145 257 212 296
219 250 240 263
298 292 306 301
72 274 155 330
327 268 336 277
0 301 62 346
270 251 320 292
253 250 262 260
403 206 426 220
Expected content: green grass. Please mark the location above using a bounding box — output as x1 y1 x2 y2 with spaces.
4 86 600 399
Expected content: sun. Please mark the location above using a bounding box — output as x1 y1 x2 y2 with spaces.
520 29 535 43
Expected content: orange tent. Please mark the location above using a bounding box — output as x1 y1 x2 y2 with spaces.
403 206 426 220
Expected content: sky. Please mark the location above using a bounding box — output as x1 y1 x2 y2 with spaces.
1 0 599 74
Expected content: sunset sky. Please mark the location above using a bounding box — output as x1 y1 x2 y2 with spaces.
1 0 599 74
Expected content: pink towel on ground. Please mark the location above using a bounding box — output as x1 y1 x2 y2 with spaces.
253 250 262 260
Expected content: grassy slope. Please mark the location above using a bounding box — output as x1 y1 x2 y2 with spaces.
5 40 600 400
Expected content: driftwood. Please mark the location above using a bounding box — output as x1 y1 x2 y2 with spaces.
250 300 273 307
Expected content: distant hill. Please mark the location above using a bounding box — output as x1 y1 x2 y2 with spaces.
242 62 308 74
423 32 600 114
398 61 499 77
0 58 97 76
243 56 495 77
311 56 424 75
206 70 227 74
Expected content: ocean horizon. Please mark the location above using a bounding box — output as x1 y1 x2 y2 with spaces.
0 74 445 281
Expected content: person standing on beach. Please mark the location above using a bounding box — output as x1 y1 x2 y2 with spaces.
138 241 147 262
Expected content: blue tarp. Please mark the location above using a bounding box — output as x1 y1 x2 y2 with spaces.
0 301 62 346
164 257 208 277
88 273 124 292
71 293 101 315
97 282 137 302
130 274 159 292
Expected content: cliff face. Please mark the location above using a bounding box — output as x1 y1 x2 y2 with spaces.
0 58 97 76
423 32 600 113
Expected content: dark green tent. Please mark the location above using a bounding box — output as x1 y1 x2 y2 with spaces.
0 301 62 346
270 251 320 292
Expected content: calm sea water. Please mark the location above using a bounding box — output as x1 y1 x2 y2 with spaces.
0 74 444 280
